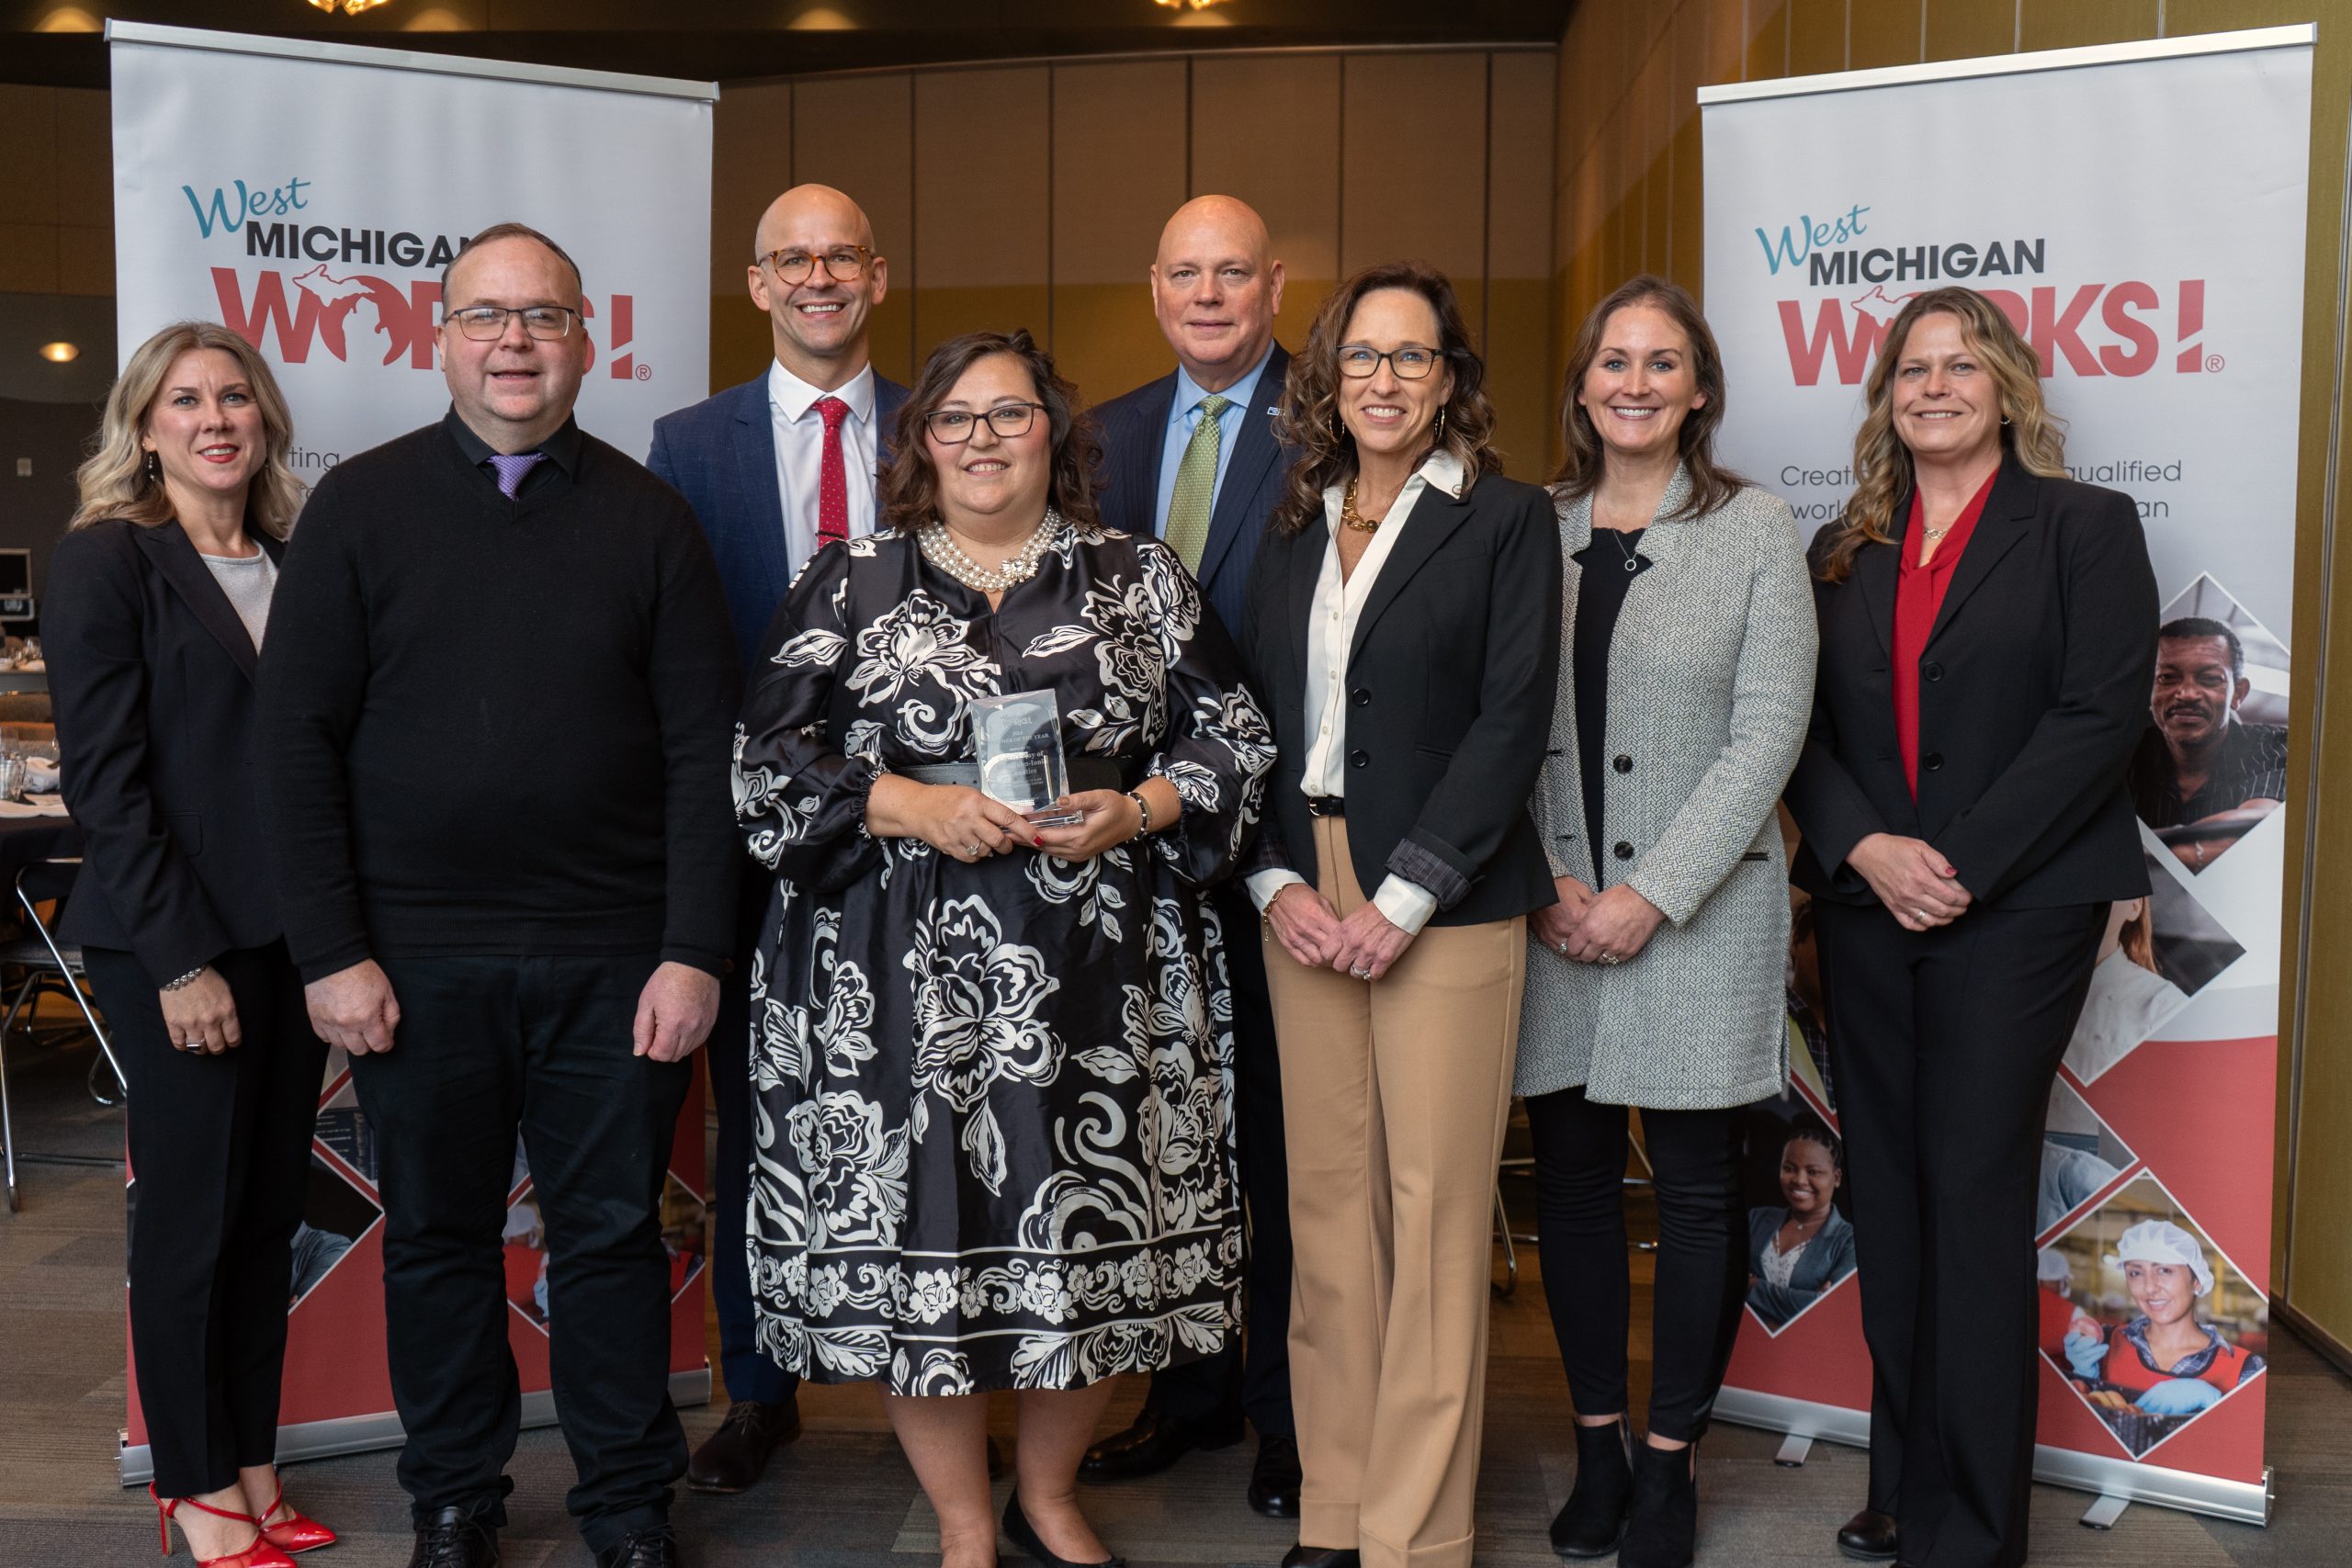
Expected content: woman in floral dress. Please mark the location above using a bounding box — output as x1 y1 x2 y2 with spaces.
734 329 1272 1568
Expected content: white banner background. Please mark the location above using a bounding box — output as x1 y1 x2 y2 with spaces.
106 23 716 1482
109 22 712 475
1702 28 2312 1519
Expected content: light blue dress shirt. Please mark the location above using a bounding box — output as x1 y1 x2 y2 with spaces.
1150 346 1275 536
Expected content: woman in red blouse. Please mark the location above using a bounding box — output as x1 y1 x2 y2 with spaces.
1784 287 2157 1568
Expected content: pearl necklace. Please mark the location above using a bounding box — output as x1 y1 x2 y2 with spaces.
919 509 1064 593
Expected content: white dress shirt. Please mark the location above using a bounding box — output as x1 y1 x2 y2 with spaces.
768 359 879 567
1248 448 1468 936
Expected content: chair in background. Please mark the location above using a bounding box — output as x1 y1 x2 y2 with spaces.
0 857 125 1213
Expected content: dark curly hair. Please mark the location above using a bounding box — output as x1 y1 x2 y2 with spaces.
1784 1111 1845 1172
881 329 1103 534
1271 262 1500 536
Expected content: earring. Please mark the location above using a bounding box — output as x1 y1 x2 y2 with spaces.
2000 414 2012 425
1434 407 1449 442
144 451 160 482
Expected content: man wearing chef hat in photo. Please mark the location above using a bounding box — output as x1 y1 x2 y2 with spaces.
2063 1220 2265 1415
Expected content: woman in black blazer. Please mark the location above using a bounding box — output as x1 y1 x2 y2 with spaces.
1784 287 2156 1568
46 321 335 1568
1239 262 1559 1568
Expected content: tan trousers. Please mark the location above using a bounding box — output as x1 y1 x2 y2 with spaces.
1263 817 1525 1568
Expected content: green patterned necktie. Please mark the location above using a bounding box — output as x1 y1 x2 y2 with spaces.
1163 393 1229 572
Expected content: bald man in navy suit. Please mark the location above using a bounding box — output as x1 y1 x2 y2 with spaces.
649 183 907 1496
1080 195 1304 1518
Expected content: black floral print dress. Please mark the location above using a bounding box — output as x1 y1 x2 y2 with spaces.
734 523 1273 1393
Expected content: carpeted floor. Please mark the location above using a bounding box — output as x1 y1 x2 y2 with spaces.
4 1020 2347 1567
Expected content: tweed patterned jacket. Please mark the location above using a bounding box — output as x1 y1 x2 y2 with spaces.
1515 468 1817 1108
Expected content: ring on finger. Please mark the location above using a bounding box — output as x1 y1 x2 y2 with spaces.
1913 908 1931 923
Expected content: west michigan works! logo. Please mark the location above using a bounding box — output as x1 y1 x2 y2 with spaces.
182 177 646 382
1754 201 2220 387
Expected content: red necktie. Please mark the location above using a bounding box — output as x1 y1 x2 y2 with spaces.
815 396 851 550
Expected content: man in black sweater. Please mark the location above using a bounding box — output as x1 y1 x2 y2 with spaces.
260 223 737 1568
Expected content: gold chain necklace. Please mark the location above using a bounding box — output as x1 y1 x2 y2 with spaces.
1340 479 1381 533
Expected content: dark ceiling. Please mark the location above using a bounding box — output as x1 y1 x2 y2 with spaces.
1 2 1575 90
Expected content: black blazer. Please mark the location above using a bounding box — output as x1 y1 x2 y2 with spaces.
1785 458 2158 909
44 518 286 982
1091 344 1297 637
1241 467 1562 927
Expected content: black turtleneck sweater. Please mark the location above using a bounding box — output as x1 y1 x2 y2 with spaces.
259 411 741 982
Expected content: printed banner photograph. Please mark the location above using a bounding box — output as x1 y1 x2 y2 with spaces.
1701 28 2312 1523
105 21 718 1483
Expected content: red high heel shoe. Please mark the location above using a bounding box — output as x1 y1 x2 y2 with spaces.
254 1478 338 1554
150 1484 299 1568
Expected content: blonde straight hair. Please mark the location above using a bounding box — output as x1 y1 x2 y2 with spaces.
70 321 305 538
1814 287 2064 583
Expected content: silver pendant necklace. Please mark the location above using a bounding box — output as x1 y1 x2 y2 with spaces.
1601 526 1643 572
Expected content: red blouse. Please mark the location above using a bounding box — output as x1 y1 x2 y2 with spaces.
1893 471 1998 797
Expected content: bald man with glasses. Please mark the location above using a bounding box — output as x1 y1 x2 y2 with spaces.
648 184 910 1497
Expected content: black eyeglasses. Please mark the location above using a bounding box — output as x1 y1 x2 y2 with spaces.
924 403 1045 444
1336 344 1442 379
760 246 873 286
443 305 580 342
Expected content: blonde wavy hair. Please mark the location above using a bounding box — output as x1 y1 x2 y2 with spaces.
1272 262 1500 535
1814 287 2064 582
70 321 304 538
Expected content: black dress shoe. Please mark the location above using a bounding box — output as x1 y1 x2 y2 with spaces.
1248 1434 1302 1518
1078 1407 1245 1483
686 1399 802 1494
1278 1548 1360 1568
1550 1418 1634 1557
408 1506 500 1568
595 1523 680 1568
1003 1490 1124 1568
1836 1507 1899 1562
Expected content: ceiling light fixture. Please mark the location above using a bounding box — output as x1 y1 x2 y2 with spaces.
306 0 396 16
39 342 80 363
1154 0 1233 11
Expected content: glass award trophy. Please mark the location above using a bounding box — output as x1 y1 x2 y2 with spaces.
970 689 1082 827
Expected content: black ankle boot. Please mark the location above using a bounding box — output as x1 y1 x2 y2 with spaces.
1549 1418 1634 1558
1620 1440 1698 1568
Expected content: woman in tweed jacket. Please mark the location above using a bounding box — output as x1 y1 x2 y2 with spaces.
1519 277 1815 1568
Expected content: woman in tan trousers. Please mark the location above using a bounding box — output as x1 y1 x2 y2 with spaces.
1238 261 1562 1568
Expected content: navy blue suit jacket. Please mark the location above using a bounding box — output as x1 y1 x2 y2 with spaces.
649 369 910 677
1090 343 1296 637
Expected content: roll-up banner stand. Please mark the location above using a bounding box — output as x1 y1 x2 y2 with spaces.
106 21 718 1483
1701 25 2314 1526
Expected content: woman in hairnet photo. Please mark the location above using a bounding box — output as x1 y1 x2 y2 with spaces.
2062 1219 2265 1416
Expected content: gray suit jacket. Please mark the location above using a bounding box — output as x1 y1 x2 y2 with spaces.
1515 469 1816 1107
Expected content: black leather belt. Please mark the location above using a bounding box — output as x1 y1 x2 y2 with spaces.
1304 795 1346 818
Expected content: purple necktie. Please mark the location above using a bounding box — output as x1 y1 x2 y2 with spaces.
488 451 545 498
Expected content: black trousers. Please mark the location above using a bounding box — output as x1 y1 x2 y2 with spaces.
1815 900 2106 1568
1525 1085 1745 1442
92 941 325 1499
1148 882 1295 1438
353 953 692 1553
707 874 796 1408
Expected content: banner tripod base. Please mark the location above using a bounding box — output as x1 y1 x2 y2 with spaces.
1774 1434 1815 1468
2080 1494 2132 1530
